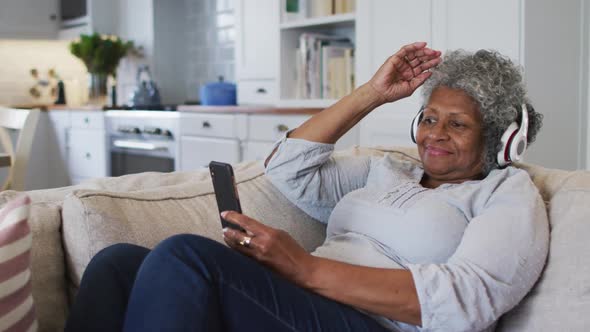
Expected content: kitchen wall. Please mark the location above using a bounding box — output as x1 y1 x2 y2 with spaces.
117 0 236 105
184 0 236 102
0 40 88 106
115 0 156 106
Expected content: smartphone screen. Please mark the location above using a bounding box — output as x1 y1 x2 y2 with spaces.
209 161 246 232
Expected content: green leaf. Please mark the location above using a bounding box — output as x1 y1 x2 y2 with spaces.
69 33 136 76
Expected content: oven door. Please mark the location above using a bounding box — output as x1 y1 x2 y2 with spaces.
110 137 175 176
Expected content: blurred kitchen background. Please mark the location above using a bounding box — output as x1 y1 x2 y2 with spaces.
0 0 235 106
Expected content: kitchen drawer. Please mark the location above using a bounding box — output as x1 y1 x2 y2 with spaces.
179 136 240 170
247 114 309 141
68 129 108 178
70 111 105 130
237 79 277 105
180 114 238 138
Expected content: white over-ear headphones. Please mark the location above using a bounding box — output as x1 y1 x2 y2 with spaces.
497 104 529 166
410 104 530 166
409 106 424 144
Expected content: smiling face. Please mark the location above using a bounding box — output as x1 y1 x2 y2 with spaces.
417 86 486 188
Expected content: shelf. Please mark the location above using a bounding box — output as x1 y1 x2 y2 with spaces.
280 13 355 30
277 99 338 108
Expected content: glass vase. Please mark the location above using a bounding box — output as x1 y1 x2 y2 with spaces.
88 73 108 105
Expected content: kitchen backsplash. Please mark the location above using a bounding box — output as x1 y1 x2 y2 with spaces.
185 0 235 102
0 40 88 107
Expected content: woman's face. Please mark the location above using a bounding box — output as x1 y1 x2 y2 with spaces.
417 86 485 186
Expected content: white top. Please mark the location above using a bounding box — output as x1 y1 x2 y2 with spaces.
265 136 549 332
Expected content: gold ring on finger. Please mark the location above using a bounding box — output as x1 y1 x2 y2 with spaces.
239 236 252 247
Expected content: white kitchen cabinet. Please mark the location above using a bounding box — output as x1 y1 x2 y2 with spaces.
237 79 279 106
247 114 308 141
235 0 280 106
0 0 59 39
178 111 360 171
235 0 280 81
70 111 105 130
179 113 241 139
66 111 108 183
430 0 522 63
178 112 243 171
58 0 121 39
179 136 241 170
68 128 108 180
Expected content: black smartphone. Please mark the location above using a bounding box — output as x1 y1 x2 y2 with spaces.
209 161 246 232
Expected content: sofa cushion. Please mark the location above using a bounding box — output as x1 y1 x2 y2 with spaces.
62 161 327 295
497 183 590 330
29 202 68 332
0 195 37 331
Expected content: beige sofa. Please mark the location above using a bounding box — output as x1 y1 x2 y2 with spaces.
1 146 589 332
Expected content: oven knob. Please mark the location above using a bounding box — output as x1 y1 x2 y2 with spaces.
132 127 141 134
163 130 173 137
143 127 163 135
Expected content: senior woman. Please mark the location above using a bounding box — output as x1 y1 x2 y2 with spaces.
65 42 548 332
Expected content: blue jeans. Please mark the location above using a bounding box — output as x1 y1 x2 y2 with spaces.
65 234 390 332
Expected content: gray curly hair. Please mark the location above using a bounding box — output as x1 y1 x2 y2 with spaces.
421 49 543 174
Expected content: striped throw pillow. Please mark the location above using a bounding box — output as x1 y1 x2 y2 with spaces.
0 195 37 332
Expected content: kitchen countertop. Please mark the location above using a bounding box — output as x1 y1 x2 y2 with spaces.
4 105 325 115
5 104 105 111
177 105 323 115
46 105 104 111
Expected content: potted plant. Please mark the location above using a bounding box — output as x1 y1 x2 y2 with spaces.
69 33 135 104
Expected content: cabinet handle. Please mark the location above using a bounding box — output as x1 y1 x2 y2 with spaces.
202 121 211 128
84 117 90 124
276 124 289 132
256 88 267 94
85 152 91 159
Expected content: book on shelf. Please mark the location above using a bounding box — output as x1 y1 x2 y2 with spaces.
296 33 355 100
310 0 332 17
282 0 355 22
282 0 307 22
321 45 354 99
334 0 355 14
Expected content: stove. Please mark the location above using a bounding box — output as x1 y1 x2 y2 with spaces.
105 110 181 176
106 104 178 112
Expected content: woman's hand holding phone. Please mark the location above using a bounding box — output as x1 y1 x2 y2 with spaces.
210 161 316 286
221 211 316 288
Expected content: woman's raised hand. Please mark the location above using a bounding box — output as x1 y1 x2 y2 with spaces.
221 211 315 286
368 42 442 103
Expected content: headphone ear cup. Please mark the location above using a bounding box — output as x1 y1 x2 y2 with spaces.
410 109 423 144
509 136 528 163
497 122 519 167
497 104 530 167
509 103 529 163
